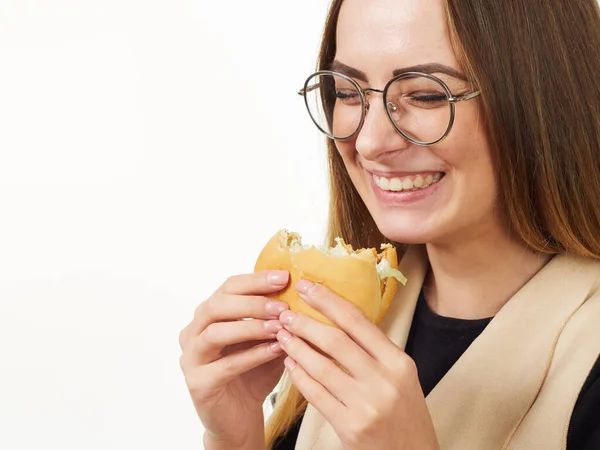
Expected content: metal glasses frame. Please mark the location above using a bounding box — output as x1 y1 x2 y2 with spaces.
297 70 481 146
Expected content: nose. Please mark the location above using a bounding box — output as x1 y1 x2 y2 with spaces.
355 94 411 161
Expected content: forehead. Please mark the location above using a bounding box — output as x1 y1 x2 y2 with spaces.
335 0 458 82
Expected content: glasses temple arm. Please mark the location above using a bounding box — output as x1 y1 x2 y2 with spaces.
449 90 481 103
297 83 323 96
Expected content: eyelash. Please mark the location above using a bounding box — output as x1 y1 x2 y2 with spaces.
410 93 447 103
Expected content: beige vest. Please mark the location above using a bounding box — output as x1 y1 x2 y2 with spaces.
294 245 600 449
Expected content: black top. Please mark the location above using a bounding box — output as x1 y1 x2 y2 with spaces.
271 290 600 449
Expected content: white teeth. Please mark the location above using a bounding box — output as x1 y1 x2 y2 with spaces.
374 172 444 192
390 178 403 191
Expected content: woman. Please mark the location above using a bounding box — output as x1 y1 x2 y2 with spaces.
179 0 600 448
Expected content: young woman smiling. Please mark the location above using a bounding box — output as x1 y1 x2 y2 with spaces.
179 0 600 448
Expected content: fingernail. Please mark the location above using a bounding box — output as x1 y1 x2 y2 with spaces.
268 271 289 286
296 280 315 297
266 301 289 316
268 342 283 353
279 310 296 325
264 320 283 333
284 356 297 370
277 329 293 345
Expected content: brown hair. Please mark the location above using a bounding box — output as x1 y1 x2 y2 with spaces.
265 0 600 447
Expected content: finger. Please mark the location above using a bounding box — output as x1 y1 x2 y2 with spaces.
283 355 347 429
296 280 397 363
278 310 376 382
185 341 286 393
276 329 359 409
223 338 273 356
190 294 289 338
218 270 290 296
193 319 284 365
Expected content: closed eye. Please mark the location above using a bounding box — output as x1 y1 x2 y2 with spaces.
410 93 448 103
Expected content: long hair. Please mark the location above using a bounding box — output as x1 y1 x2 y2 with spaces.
264 0 600 447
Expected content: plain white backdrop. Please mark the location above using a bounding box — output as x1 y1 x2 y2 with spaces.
0 1 331 448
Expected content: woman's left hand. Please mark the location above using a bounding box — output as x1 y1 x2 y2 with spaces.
276 280 439 450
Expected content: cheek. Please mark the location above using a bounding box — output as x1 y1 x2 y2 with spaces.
334 140 373 198
335 139 353 157
454 118 496 186
440 101 496 179
334 140 360 173
440 121 499 218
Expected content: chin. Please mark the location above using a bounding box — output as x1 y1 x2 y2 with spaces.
370 208 439 245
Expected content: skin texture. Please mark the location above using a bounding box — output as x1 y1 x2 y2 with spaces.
181 0 552 447
332 0 550 319
334 0 496 247
178 271 291 450
277 280 440 450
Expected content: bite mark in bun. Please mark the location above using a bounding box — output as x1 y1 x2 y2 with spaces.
254 229 407 327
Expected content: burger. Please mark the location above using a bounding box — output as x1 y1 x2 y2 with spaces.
254 229 407 327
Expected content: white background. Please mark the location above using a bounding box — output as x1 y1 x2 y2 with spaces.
0 1 331 449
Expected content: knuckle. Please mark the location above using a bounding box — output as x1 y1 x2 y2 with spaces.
312 360 334 381
356 396 377 422
178 327 189 350
179 354 187 372
193 298 208 319
305 383 327 406
379 378 402 404
395 353 417 377
224 274 236 287
221 275 239 293
202 323 221 345
179 355 202 385
322 329 346 353
197 297 218 323
343 305 367 327
221 356 238 376
387 354 418 388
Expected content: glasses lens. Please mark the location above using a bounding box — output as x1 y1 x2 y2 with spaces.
304 73 363 139
385 74 451 144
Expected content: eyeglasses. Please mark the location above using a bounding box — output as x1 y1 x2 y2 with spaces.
297 70 480 146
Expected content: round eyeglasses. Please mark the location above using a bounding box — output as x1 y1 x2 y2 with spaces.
297 70 481 146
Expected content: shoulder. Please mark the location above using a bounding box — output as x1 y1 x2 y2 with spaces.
532 252 600 301
564 254 600 303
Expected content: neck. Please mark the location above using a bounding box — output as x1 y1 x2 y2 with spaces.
423 218 553 320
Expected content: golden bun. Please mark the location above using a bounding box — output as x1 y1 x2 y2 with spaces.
254 229 407 327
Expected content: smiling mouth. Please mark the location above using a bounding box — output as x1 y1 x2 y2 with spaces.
372 172 446 192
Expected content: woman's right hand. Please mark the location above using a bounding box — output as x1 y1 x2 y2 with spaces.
179 270 291 449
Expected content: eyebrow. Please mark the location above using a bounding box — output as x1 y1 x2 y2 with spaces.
329 60 468 82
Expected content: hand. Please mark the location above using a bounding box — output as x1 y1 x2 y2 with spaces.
178 271 291 448
275 280 439 450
